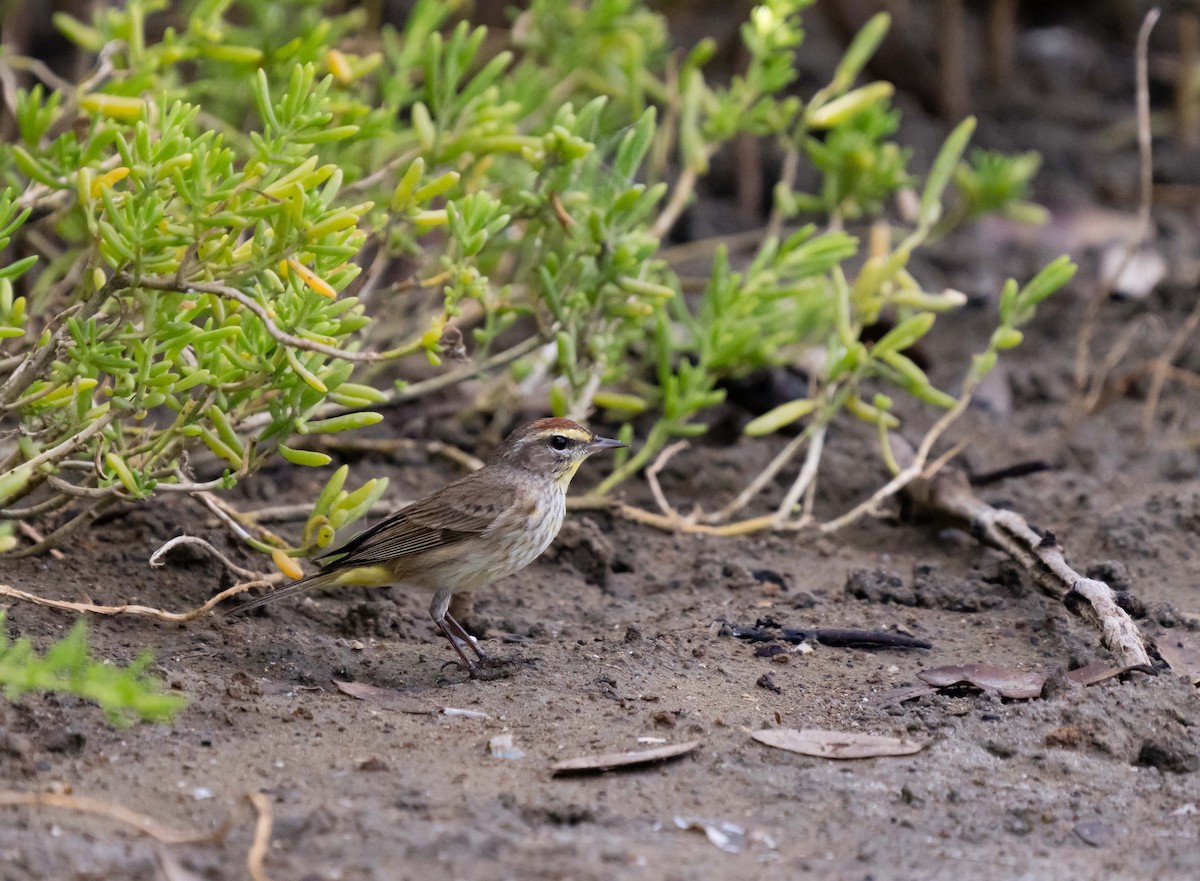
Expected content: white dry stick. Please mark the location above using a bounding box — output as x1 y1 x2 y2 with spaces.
1072 7 1159 410
906 464 1152 669
710 428 812 523
772 423 826 527
149 535 260 580
645 441 690 522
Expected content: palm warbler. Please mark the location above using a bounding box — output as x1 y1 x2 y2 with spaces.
232 418 624 675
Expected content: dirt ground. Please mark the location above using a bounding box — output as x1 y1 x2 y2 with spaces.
4 6 1200 881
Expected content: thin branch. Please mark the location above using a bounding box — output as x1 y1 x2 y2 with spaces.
0 575 279 622
310 434 484 471
341 149 420 195
904 463 1152 668
0 278 116 407
709 428 811 522
1072 8 1159 406
659 226 775 268
0 791 225 845
381 331 552 409
192 490 290 551
772 422 826 527
119 273 384 362
1141 296 1200 434
0 490 73 520
1078 313 1155 415
246 793 276 881
819 392 974 533
651 167 698 239
2 496 118 558
15 522 65 560
44 473 126 498
149 535 260 580
766 146 800 240
236 499 395 525
645 441 689 520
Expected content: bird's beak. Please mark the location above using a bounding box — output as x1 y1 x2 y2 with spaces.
587 435 627 453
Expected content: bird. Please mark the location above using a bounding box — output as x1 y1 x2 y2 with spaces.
230 418 625 676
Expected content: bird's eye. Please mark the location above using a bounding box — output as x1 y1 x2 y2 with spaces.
549 434 569 451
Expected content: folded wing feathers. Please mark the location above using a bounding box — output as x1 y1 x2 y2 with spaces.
316 478 514 571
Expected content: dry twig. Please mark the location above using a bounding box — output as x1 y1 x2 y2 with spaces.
0 790 225 845
903 462 1152 668
149 536 261 580
123 273 384 363
1072 8 1160 417
0 576 279 622
246 792 275 881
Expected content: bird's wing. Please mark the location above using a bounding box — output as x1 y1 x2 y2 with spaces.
316 475 517 570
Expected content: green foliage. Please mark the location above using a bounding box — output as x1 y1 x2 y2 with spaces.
0 612 187 725
791 102 911 220
953 149 1048 225
0 0 1073 565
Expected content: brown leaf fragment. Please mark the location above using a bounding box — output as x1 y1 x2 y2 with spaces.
918 663 1046 699
1064 661 1155 686
751 728 927 759
1156 634 1200 685
332 680 437 713
551 740 700 775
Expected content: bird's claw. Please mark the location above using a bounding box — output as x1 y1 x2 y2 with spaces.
438 653 540 681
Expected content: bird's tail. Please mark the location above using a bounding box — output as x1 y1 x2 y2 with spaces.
225 569 339 616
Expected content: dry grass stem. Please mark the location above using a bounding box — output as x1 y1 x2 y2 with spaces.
820 391 974 532
15 522 64 560
1141 297 1200 435
644 441 689 521
125 274 384 363
246 792 275 881
651 167 698 239
149 536 261 580
0 790 225 845
772 423 826 528
1072 8 1159 413
237 500 396 525
0 576 280 622
710 428 812 522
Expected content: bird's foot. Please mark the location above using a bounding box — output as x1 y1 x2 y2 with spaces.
437 653 540 681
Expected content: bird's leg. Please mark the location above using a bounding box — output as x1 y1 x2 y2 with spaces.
442 611 488 660
430 587 475 673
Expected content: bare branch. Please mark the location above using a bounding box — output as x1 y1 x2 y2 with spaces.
0 575 280 622
149 535 260 580
120 273 384 363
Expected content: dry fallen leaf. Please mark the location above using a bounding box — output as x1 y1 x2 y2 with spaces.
751 728 926 759
551 740 700 775
1064 661 1136 686
332 680 436 713
1157 634 1200 685
918 663 1046 699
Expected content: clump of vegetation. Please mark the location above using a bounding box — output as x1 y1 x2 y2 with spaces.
0 612 186 724
0 0 1075 715
0 0 1070 557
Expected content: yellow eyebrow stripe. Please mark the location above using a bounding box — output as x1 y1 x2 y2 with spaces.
533 428 593 443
